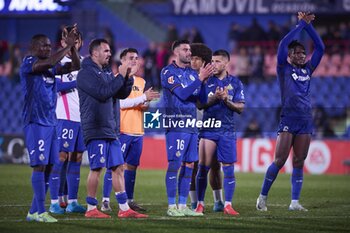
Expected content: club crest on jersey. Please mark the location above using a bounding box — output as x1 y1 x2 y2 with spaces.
176 151 181 157
283 126 289 132
301 69 307 74
39 154 45 161
168 76 174 84
100 157 105 163
63 141 69 148
67 73 74 81
189 74 195 81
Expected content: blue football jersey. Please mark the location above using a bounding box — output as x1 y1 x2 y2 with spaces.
277 61 313 118
200 74 245 134
161 62 200 133
20 56 58 126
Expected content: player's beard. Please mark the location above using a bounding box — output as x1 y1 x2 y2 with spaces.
179 54 191 65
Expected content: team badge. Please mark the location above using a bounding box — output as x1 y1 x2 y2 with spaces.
67 73 73 81
283 126 289 132
100 157 105 163
63 141 69 148
227 84 233 90
168 76 174 84
301 69 307 74
39 154 45 161
189 75 195 81
176 151 181 157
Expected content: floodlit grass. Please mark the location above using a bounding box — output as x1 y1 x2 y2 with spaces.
0 164 349 233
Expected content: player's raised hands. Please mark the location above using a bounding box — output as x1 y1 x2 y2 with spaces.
62 23 79 48
144 87 160 101
118 65 132 79
214 86 227 100
199 63 214 82
298 12 315 24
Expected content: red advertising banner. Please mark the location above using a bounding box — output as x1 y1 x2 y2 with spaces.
140 137 350 175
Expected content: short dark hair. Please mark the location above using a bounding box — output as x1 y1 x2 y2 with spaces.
89 38 109 55
30 34 48 50
190 43 212 65
213 49 230 61
31 34 48 44
288 40 305 53
171 39 190 51
120 48 139 59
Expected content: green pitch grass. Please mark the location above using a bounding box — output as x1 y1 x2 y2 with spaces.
0 164 349 233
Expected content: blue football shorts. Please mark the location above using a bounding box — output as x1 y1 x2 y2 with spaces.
24 123 59 167
165 131 198 162
86 139 124 170
199 131 237 164
119 134 143 166
57 119 86 153
278 117 314 135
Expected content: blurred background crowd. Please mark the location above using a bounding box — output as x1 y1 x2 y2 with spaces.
1 0 350 139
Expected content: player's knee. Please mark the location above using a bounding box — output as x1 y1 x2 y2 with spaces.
59 152 68 162
197 165 210 177
33 165 45 172
292 156 305 168
167 161 181 172
125 163 137 171
69 152 83 162
110 165 124 175
274 157 287 168
184 162 194 169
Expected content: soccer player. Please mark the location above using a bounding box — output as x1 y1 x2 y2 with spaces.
49 26 86 214
195 50 245 215
100 48 159 212
77 39 147 218
189 43 224 211
256 12 325 212
161 40 213 217
21 28 80 222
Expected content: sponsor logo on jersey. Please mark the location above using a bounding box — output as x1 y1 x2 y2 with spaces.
292 73 310 81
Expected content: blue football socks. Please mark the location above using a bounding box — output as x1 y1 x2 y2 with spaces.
49 161 64 201
165 161 181 205
67 161 81 200
196 165 210 202
32 171 46 214
223 165 235 202
103 169 112 199
261 162 281 196
178 166 193 205
291 168 304 200
124 169 136 200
